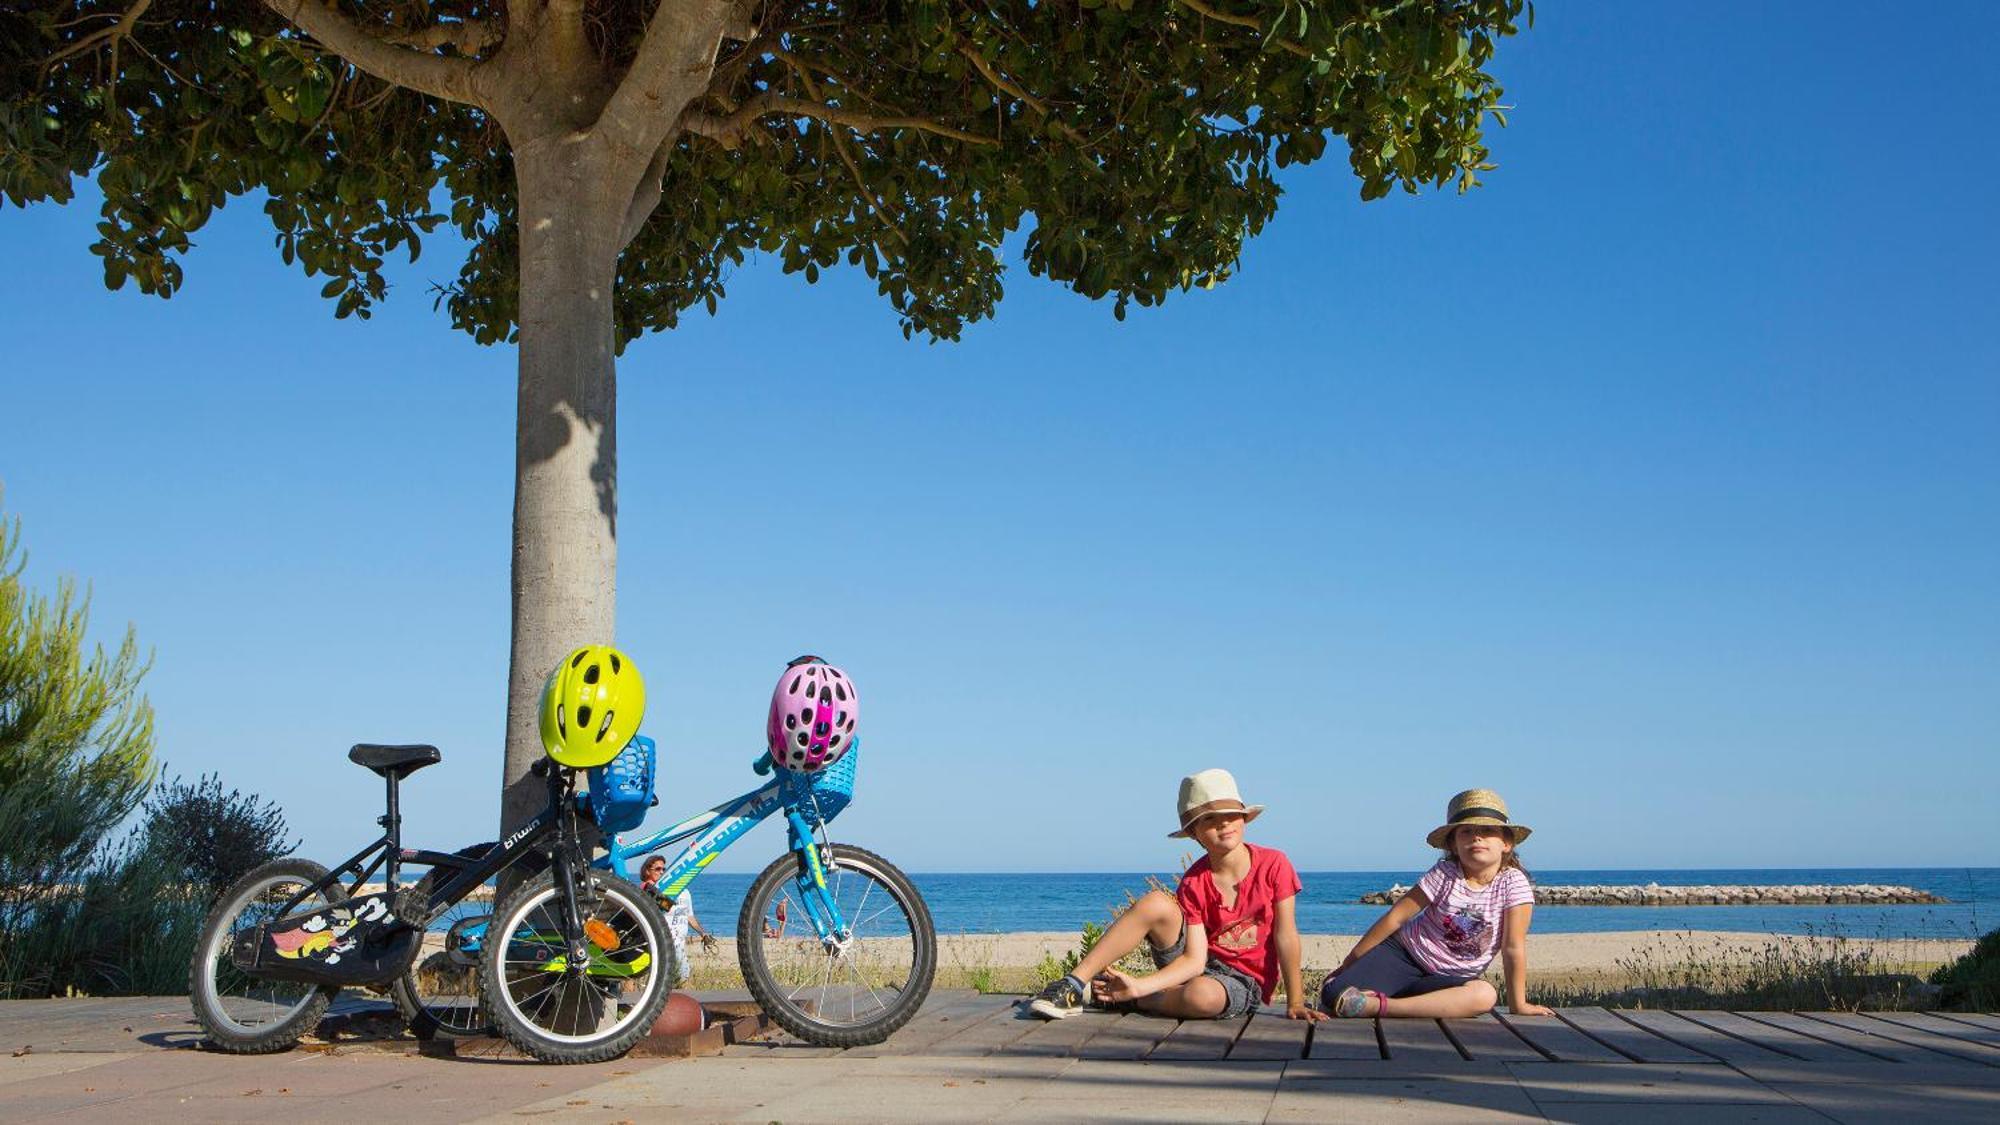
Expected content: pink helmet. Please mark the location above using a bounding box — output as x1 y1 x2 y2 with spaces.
765 655 859 772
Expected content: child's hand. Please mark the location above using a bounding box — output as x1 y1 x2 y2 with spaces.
1286 1000 1327 1022
1092 968 1143 1004
1511 1002 1554 1017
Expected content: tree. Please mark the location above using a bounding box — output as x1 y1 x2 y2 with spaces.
0 492 158 993
3 1 1529 832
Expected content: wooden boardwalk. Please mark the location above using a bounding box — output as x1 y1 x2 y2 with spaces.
733 994 2000 1067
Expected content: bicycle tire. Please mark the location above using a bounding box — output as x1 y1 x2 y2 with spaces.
188 858 341 1053
478 865 672 1063
736 843 936 1047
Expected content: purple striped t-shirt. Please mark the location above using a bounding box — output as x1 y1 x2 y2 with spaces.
1397 859 1534 976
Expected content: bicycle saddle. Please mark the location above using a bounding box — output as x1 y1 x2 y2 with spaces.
348 743 441 778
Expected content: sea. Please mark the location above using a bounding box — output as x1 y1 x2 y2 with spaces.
671 867 2000 941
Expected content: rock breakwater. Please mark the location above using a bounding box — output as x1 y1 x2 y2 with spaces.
1356 883 1948 907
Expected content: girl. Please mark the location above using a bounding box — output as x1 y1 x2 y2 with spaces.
1322 789 1553 1019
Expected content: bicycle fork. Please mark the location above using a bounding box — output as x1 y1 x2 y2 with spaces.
784 809 851 947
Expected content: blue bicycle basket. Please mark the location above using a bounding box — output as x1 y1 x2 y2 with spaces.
584 735 657 833
781 739 859 823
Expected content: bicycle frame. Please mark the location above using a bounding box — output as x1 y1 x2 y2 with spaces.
595 745 861 943
241 758 596 982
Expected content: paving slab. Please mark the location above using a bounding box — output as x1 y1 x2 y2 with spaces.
843 989 1003 1057
1731 1058 2000 1088
1007 1008 1127 1057
1504 1061 1790 1105
1378 1018 1469 1066
1773 1080 2000 1124
997 1063 1275 1124
1537 1103 1830 1124
1268 1074 1545 1122
923 1001 1044 1057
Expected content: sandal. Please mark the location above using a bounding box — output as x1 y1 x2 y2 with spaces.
1332 986 1386 1018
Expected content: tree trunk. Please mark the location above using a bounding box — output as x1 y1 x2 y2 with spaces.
499 143 628 836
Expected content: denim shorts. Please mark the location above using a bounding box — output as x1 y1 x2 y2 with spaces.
1149 928 1261 1019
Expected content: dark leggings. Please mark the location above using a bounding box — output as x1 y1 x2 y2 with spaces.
1320 936 1480 1010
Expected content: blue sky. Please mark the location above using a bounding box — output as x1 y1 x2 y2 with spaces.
2 5 1994 876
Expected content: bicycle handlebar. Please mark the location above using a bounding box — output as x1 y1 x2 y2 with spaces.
753 750 774 776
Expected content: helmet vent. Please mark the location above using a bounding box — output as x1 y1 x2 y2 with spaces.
799 707 813 724
785 713 797 730
795 731 809 747
789 674 802 694
583 663 600 684
830 734 843 748
597 709 615 740
834 684 847 702
577 704 593 729
609 653 622 674
571 651 587 668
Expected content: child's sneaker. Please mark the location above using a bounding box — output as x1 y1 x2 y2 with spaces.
1025 974 1089 1020
1331 986 1383 1018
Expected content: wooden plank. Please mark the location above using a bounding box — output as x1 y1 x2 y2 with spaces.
1491 1009 1624 1062
854 993 1016 1057
1796 1011 2000 1066
1074 1012 1177 1060
1615 1010 1781 1064
1305 1017 1382 1060
1744 1008 1928 1056
1931 1011 2000 1033
1148 1011 1248 1061
1377 1018 1466 1065
1558 1007 1714 1063
1865 1010 2000 1051
926 1003 1042 1057
1671 1010 1861 1062
1229 1008 1309 1060
1009 1009 1125 1057
1443 1013 1547 1063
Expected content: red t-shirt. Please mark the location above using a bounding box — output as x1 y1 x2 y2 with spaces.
1175 843 1303 1002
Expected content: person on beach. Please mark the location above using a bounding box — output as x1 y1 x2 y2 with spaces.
639 853 715 983
1026 768 1324 1023
1321 788 1553 1019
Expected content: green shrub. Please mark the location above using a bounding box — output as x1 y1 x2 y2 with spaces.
141 772 298 893
1930 927 2000 1011
0 498 160 997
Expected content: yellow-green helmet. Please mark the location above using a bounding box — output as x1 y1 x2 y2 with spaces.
538 645 646 768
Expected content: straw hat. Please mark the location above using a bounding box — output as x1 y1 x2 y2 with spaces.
1168 768 1265 838
1425 788 1532 849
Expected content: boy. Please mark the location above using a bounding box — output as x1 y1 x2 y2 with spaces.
1026 769 1324 1022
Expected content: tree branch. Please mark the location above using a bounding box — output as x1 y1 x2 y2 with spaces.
1172 0 1314 59
681 92 997 149
42 0 152 74
380 18 504 56
262 0 483 105
955 46 1089 146
596 0 737 159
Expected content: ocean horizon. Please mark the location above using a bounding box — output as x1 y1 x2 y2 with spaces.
664 867 1998 942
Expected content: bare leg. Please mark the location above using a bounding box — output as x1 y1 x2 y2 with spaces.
1067 890 1183 984
1137 975 1230 1019
1378 980 1497 1019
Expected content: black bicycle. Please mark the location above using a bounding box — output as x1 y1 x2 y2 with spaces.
187 743 671 1064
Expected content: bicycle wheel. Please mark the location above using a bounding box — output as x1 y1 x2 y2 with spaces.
188 858 340 1053
736 843 936 1047
478 866 671 1063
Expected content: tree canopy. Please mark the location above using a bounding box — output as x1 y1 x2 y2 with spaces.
5 1 1528 342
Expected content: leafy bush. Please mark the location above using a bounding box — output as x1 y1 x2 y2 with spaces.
141 772 298 893
1930 927 2000 1011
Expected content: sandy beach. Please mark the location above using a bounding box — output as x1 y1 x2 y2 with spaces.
931 930 1974 978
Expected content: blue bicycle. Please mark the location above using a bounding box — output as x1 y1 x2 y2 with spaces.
398 735 937 1048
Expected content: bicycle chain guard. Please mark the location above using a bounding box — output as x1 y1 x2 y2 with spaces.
230 891 422 986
